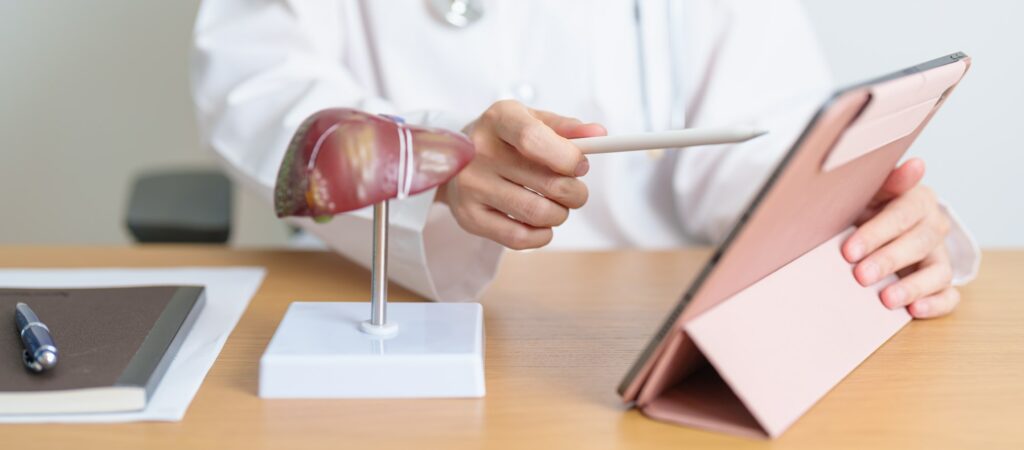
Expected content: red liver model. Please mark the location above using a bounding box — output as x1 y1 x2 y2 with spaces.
274 109 474 221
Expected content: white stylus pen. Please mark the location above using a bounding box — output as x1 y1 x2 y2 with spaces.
570 127 768 154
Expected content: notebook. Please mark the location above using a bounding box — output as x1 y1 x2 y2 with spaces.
0 286 205 414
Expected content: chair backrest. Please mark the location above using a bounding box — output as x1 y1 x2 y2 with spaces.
125 170 232 243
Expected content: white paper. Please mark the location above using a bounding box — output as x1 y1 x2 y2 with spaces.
0 267 266 423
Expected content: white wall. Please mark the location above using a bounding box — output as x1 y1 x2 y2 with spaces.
0 1 1019 247
0 0 289 246
801 0 1024 247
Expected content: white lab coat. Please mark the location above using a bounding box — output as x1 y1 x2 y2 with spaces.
190 0 979 301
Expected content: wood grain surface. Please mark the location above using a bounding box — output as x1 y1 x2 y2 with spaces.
0 246 1020 449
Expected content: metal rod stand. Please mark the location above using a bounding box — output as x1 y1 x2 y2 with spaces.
360 200 398 336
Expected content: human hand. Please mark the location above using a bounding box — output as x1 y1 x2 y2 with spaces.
438 100 606 249
842 158 958 318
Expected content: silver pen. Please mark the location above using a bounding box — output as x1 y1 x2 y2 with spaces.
15 302 59 372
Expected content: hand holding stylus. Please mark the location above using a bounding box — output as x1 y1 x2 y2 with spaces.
439 100 767 251
439 101 598 250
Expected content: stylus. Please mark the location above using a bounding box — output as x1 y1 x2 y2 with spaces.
571 128 768 155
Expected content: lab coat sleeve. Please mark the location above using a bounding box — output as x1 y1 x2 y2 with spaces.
674 0 979 283
189 0 502 301
940 202 981 285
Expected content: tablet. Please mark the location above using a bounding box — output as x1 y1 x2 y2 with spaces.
617 52 971 438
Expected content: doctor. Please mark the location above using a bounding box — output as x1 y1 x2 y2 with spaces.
191 0 978 318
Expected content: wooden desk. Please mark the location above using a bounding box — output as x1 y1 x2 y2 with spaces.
0 246 1021 449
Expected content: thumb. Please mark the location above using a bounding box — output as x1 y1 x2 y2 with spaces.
872 158 926 205
531 109 607 139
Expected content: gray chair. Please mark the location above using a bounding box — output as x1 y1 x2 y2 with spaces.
125 170 232 243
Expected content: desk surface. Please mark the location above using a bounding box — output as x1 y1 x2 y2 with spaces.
0 246 1021 449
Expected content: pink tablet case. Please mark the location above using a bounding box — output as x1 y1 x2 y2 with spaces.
619 54 971 438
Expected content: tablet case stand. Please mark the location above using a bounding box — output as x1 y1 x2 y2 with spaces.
645 230 904 438
620 54 971 438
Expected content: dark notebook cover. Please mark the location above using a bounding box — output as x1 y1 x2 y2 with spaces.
0 286 204 414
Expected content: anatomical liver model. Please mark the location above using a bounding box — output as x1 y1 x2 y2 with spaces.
274 109 474 221
272 108 475 335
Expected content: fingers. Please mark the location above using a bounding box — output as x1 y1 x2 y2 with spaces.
491 154 588 209
843 178 961 319
484 100 589 177
852 210 950 285
843 185 936 264
480 177 570 228
870 158 926 206
906 287 961 319
531 109 608 139
447 101 604 250
442 165 565 249
853 160 927 226
450 203 553 250
879 246 953 309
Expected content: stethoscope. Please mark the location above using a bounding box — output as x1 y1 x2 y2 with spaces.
428 0 682 133
427 0 484 28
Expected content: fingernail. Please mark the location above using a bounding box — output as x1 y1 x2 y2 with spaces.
858 262 879 285
883 285 905 308
849 243 865 262
574 159 590 177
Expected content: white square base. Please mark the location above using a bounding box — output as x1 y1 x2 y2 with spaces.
259 302 485 398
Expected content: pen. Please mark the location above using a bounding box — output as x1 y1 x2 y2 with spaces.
571 127 768 155
15 302 58 372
